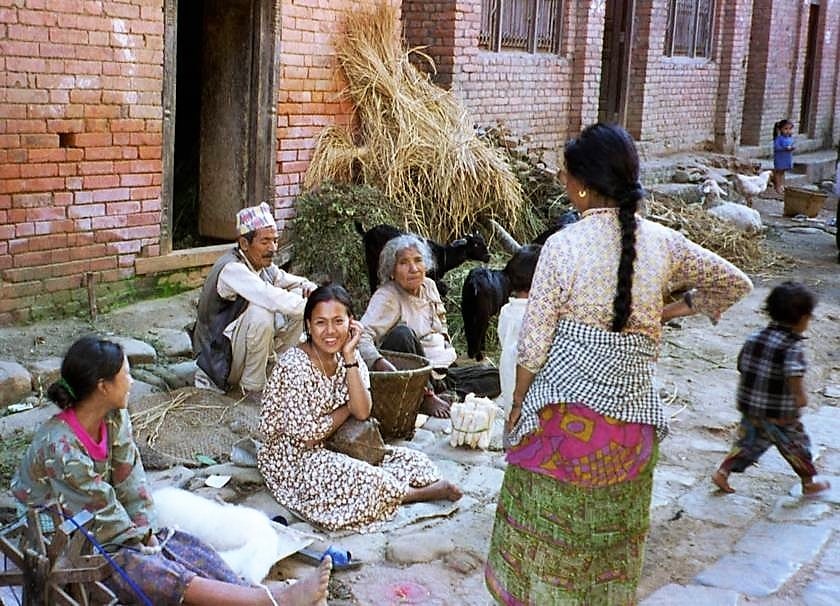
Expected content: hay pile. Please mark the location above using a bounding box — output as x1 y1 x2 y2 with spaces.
646 194 792 274
304 5 524 241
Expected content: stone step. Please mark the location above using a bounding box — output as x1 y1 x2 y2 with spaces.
792 149 838 182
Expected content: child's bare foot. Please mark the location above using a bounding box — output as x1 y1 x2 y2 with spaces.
802 479 831 496
712 469 735 493
270 555 331 606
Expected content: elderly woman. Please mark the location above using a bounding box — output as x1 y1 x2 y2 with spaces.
358 234 457 417
485 124 753 604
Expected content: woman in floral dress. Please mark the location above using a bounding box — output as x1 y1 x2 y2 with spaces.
258 284 461 531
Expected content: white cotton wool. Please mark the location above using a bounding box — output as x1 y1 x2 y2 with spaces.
152 487 279 585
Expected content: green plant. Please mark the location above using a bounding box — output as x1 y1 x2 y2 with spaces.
0 430 29 492
290 182 400 311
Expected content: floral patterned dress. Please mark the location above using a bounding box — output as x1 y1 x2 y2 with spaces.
258 347 440 531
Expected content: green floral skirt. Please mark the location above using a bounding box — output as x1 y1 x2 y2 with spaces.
485 448 657 605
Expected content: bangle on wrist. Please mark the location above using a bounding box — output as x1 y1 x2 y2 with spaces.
343 361 359 368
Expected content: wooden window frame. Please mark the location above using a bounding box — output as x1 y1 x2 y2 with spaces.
479 0 565 55
664 0 715 59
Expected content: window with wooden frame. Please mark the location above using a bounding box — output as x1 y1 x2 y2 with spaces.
665 0 715 58
478 0 565 54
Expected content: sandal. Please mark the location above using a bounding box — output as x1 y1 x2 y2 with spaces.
294 546 362 570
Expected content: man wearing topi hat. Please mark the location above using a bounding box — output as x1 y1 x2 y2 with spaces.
192 202 318 400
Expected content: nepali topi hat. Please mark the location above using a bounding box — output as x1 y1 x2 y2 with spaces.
236 202 277 235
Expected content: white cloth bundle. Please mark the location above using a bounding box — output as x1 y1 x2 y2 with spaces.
449 393 497 449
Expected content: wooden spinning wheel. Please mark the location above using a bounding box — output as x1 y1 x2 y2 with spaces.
0 506 117 606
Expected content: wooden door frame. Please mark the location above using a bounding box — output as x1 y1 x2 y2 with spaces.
598 0 635 126
160 0 279 255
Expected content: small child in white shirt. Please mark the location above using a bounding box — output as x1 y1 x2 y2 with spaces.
496 245 542 419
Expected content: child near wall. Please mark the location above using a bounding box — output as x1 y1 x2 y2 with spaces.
712 281 830 496
772 118 796 193
495 244 541 419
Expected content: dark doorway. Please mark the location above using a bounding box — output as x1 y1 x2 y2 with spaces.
162 0 278 252
598 0 634 125
799 2 819 135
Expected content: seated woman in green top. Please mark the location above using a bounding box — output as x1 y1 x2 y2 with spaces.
12 336 331 606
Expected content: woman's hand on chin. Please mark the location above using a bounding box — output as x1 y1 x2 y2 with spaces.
342 319 364 361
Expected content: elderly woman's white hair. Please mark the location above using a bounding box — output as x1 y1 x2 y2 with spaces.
377 234 435 287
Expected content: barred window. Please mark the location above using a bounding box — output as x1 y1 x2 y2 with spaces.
479 0 565 54
665 0 715 58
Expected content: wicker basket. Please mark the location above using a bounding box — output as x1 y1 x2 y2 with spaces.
784 187 826 218
369 350 432 440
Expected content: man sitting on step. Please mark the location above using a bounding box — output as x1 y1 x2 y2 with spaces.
192 202 317 401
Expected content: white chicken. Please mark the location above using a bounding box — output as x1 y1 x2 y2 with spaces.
698 178 763 233
730 170 773 207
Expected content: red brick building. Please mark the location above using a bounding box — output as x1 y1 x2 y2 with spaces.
404 0 840 156
1 0 839 322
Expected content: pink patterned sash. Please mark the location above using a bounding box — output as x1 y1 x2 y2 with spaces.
506 403 655 488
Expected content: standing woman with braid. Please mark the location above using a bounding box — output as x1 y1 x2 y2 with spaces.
485 124 753 605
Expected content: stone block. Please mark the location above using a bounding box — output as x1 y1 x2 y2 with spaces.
677 485 762 526
26 357 62 392
149 327 193 358
640 583 741 606
386 531 456 564
110 336 156 364
802 574 840 606
0 360 33 407
694 554 798 597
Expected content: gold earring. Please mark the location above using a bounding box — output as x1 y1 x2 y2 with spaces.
578 189 588 198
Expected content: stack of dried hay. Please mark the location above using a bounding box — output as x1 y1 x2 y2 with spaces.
646 194 792 275
303 5 524 241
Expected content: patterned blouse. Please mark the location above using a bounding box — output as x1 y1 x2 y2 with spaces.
519 208 753 372
11 408 156 547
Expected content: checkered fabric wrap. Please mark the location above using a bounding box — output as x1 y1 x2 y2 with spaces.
507 319 665 447
235 202 276 235
736 323 806 419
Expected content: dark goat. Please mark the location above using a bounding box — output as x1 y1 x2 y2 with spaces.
461 242 542 361
532 209 580 245
462 267 511 361
355 222 490 295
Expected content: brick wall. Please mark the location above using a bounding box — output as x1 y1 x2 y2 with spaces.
274 0 400 224
628 1 724 153
0 0 396 323
402 0 582 166
0 0 164 323
741 0 840 149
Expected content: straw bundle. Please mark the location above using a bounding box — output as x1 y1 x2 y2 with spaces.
304 4 524 240
646 194 792 275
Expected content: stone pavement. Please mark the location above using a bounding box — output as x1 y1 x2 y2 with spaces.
1 278 839 605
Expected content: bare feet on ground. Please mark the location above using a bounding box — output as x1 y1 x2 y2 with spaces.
269 555 332 606
403 480 463 505
430 479 463 501
802 480 831 496
420 392 451 418
712 469 735 494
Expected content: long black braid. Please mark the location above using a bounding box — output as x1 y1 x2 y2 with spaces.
564 123 645 332
611 186 643 332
